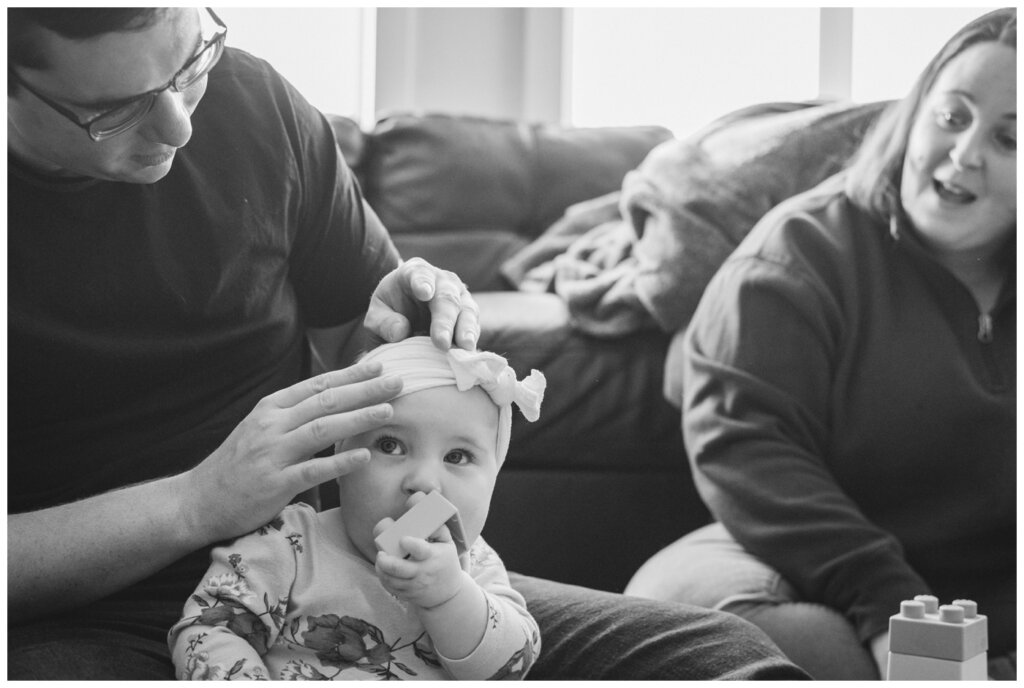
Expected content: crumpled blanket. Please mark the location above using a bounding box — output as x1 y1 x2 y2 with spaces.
500 100 891 337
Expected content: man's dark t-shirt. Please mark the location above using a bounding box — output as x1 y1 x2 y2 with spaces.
8 48 399 551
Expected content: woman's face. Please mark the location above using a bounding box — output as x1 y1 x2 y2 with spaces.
900 42 1016 258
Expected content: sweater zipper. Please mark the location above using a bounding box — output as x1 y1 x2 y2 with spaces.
977 313 993 343
975 311 1007 391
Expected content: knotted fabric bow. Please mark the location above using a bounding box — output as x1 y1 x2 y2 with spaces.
359 336 546 466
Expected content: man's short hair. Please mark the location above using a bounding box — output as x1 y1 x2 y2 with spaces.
8 8 166 70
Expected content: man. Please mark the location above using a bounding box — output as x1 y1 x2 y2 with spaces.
7 8 807 679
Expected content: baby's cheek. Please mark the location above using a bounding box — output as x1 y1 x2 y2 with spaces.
456 499 491 547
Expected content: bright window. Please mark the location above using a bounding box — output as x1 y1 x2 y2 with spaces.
214 7 371 121
850 7 999 102
568 8 820 138
569 7 1000 139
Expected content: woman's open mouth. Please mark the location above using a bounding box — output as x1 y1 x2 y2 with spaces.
933 178 977 204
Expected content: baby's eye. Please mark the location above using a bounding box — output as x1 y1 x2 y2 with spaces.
376 436 403 455
444 449 474 466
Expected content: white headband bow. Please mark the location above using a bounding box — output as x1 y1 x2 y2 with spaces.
360 336 546 466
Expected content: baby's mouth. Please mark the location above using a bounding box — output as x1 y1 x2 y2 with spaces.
933 178 977 204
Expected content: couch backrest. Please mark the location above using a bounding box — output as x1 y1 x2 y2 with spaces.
327 112 673 240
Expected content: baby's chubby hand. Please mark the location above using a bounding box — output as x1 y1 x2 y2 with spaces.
372 509 464 610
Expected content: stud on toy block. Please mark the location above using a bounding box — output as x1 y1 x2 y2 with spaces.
887 596 988 681
374 490 467 558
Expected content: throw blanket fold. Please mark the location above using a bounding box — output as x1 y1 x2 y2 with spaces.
501 100 891 337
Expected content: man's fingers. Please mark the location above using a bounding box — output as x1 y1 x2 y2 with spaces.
268 361 383 409
452 291 480 351
401 258 437 301
285 448 371 494
364 295 411 344
284 373 402 432
285 401 394 458
426 277 466 350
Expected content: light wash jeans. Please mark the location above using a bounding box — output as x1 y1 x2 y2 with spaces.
626 521 880 680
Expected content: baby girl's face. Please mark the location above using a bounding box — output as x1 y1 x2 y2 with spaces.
336 385 500 562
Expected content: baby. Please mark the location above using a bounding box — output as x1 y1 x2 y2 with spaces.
168 336 546 680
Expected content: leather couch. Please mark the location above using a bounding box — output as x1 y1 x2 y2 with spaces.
321 112 710 593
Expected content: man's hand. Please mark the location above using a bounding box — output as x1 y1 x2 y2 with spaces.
364 257 480 351
181 360 403 544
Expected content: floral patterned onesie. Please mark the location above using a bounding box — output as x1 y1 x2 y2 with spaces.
168 503 540 680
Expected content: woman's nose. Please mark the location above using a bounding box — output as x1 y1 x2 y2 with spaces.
401 461 443 496
949 128 984 171
142 89 193 148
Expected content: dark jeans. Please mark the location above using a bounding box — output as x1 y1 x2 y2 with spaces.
8 572 808 680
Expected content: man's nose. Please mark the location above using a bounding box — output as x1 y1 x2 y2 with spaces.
142 89 193 148
401 460 443 496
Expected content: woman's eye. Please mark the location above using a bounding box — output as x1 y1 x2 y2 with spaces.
444 450 472 465
936 109 968 130
376 437 402 455
994 130 1016 152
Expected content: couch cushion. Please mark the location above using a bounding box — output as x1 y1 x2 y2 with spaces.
360 113 672 239
391 230 527 292
476 291 681 473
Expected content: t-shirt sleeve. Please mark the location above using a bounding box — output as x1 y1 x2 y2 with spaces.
277 76 401 328
436 538 541 679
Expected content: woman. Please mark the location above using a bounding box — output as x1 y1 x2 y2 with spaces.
626 8 1015 680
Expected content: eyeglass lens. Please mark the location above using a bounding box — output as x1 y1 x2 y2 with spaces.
89 30 225 139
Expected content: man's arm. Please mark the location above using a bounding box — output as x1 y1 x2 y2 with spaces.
8 362 401 623
9 473 201 623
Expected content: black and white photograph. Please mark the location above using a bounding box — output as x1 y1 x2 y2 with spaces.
7 4 1015 681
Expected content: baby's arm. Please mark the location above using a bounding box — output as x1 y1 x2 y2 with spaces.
375 531 540 679
168 514 300 681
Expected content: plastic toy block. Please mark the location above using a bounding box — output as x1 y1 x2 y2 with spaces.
887 651 987 680
374 491 467 558
888 597 988 661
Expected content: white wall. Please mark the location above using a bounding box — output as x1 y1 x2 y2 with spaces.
374 8 563 123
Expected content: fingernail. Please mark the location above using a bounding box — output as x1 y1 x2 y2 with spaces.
462 330 478 348
416 280 434 299
382 376 402 392
388 323 403 342
371 404 392 420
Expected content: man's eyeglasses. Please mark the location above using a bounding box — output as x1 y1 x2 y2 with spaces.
9 8 227 142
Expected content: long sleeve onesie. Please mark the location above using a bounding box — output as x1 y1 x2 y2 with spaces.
169 504 540 680
682 175 1015 651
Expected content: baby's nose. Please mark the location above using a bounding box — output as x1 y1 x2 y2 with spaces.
401 461 443 496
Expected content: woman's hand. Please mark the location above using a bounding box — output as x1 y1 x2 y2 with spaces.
181 360 403 544
363 257 480 352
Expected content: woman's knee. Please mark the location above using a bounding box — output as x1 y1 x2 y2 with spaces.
626 522 796 608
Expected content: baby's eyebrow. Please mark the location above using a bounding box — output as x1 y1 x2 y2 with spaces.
449 434 491 451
